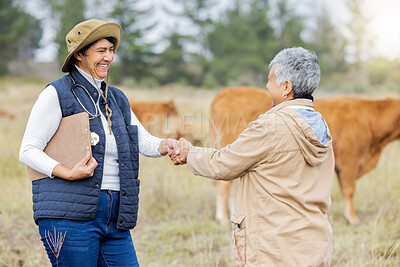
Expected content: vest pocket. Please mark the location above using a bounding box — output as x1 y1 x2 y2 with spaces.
231 214 246 265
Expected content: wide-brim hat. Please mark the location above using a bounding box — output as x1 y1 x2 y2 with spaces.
61 19 121 72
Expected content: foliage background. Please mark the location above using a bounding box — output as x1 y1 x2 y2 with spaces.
1 0 400 94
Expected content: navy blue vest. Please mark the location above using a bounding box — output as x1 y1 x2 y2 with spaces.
32 67 140 230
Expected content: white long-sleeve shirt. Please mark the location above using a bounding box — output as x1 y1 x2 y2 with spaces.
20 66 163 191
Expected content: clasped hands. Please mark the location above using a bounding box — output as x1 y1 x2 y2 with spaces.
57 137 192 180
163 138 192 165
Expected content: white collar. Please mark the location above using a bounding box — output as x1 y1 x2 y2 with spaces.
287 105 315 111
75 65 104 91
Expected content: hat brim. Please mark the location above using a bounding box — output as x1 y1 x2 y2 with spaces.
61 22 121 73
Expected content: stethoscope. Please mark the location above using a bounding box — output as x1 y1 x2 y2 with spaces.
70 73 104 145
70 73 101 120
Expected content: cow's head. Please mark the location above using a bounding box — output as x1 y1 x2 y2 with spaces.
165 100 178 116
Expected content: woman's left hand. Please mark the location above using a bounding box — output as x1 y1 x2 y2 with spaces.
52 151 98 180
158 138 178 156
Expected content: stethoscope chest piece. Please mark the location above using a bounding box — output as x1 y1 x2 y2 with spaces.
91 132 100 146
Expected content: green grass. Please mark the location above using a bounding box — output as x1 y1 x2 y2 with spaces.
0 78 399 266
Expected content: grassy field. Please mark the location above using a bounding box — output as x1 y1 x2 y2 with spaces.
0 77 399 266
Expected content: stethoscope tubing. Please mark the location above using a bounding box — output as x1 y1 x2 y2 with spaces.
70 74 101 120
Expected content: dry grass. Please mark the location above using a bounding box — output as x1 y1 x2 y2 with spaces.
0 78 399 266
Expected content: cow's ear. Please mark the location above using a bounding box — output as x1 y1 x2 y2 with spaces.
168 100 176 109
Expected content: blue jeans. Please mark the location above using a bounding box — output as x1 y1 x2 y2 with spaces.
38 190 139 266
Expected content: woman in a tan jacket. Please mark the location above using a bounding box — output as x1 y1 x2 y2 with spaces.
172 47 334 266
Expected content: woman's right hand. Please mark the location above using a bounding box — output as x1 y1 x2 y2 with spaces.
52 152 98 181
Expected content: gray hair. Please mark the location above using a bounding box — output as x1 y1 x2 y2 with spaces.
269 47 320 98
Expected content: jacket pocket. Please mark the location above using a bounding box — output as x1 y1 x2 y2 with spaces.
231 214 246 265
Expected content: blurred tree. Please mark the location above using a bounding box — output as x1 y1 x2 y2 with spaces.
368 57 400 92
109 0 156 83
207 0 306 86
157 31 192 85
207 0 276 85
345 0 373 83
368 57 390 85
310 3 348 77
15 16 42 60
0 0 42 75
85 0 113 19
274 0 305 50
168 0 218 85
43 0 85 64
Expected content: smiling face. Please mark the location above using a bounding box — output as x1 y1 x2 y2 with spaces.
74 38 114 80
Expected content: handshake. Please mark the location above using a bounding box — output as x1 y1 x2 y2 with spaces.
161 138 193 165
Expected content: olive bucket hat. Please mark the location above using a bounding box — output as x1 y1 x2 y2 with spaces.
61 19 121 72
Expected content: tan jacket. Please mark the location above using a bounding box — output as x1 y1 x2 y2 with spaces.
188 99 334 267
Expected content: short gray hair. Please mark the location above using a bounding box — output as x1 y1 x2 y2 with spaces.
269 47 320 98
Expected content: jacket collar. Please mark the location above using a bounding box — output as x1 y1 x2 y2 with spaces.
75 65 104 89
69 67 101 97
267 98 314 114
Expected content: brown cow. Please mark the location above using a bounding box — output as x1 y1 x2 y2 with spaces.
130 100 204 144
130 100 178 137
0 109 15 120
210 86 400 225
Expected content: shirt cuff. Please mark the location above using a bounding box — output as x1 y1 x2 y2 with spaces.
47 161 60 178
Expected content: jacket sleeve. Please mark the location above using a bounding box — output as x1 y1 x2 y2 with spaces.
130 110 163 158
187 118 270 180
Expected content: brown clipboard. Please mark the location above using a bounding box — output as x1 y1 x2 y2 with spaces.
27 112 93 181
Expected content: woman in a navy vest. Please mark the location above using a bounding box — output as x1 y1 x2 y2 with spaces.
20 19 177 266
